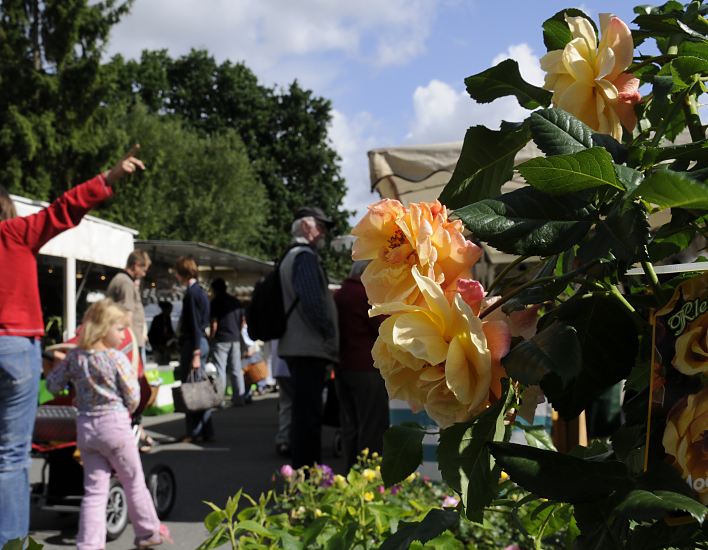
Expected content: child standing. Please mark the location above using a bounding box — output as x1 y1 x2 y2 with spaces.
46 298 171 549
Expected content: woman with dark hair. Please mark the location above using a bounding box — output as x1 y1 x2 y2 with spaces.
0 147 144 545
174 256 213 442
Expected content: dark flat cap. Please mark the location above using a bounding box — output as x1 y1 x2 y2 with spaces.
294 206 335 228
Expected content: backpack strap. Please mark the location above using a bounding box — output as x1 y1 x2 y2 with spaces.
278 243 309 321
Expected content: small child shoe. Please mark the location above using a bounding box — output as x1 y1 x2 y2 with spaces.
136 524 173 548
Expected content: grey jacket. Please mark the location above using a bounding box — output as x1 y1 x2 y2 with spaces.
278 241 339 363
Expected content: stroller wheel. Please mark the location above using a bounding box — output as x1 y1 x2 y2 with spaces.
106 478 129 540
146 464 176 519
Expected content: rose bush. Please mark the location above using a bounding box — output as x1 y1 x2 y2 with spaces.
365 2 708 549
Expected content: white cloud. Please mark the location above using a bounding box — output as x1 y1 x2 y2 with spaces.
107 0 438 75
328 110 382 224
491 43 545 87
405 43 543 144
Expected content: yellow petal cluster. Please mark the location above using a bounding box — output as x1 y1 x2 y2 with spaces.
673 312 708 377
662 386 708 504
352 199 482 306
370 267 509 428
540 13 641 140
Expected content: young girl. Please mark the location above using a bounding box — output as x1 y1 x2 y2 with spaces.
46 298 171 549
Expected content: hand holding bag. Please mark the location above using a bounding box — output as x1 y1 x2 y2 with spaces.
172 368 222 412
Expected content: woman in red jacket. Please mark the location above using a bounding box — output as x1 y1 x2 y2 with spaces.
0 147 144 545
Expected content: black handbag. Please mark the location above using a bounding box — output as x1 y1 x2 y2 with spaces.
172 369 222 412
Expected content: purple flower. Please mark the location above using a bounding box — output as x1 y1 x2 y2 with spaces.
377 485 385 494
317 464 334 487
442 495 459 508
504 545 521 550
390 485 401 496
280 464 294 479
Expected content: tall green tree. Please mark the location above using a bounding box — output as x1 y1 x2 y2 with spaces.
0 0 132 197
98 103 268 255
109 49 351 267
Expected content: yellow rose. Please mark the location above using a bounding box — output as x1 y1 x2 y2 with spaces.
362 468 377 482
673 312 708 377
352 199 482 305
662 386 708 504
371 267 510 428
540 14 641 140
363 491 374 502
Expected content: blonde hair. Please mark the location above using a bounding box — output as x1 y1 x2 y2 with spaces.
78 298 128 349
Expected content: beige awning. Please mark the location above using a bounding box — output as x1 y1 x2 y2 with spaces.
368 139 542 204
367 139 543 266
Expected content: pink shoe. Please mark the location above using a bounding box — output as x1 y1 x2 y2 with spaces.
136 524 173 548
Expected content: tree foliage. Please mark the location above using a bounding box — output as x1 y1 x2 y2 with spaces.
0 1 350 266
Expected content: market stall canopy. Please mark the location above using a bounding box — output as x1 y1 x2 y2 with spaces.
368 139 542 204
367 140 543 270
136 240 273 286
12 194 137 268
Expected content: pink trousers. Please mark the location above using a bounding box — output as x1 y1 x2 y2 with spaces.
76 411 159 550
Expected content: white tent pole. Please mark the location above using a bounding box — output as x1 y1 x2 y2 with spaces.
63 257 77 340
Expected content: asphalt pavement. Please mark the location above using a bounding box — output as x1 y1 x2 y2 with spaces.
28 393 346 549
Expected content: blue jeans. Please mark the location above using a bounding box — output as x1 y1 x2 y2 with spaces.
0 336 41 545
211 341 244 400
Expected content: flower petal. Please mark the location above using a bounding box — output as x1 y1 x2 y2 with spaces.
599 14 633 79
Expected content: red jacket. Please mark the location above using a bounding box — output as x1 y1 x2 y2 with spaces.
334 277 383 372
0 175 113 337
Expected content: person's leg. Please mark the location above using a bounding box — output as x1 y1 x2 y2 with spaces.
228 341 246 404
76 416 113 550
210 341 228 398
98 413 160 542
289 358 327 468
274 375 294 449
335 371 359 470
0 336 41 546
196 337 215 439
179 344 197 437
351 372 390 457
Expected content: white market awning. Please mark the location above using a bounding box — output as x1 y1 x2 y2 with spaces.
12 195 137 268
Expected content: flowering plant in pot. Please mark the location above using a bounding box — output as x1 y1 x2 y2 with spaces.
352 2 708 548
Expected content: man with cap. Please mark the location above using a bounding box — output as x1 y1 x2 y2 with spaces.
278 206 339 468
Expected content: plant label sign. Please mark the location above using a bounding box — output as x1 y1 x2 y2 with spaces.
647 270 707 507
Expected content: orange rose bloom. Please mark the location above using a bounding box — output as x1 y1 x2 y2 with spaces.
352 199 482 306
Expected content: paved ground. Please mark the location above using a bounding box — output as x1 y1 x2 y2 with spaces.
28 393 345 549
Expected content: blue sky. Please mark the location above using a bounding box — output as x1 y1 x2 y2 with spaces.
106 1 639 221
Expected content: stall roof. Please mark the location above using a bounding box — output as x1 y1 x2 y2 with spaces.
368 139 542 203
136 240 273 276
12 194 137 268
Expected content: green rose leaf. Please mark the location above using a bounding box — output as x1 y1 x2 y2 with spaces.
655 139 708 163
633 13 706 41
628 520 707 550
439 123 531 209
379 508 460 550
539 295 639 419
615 164 644 195
382 423 425 487
542 9 597 51
235 520 273 538
454 187 594 256
670 56 708 91
578 201 650 264
489 442 630 503
633 170 708 209
615 490 707 523
464 59 552 110
521 425 557 451
502 320 582 386
529 108 593 156
517 147 624 194
437 380 512 522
